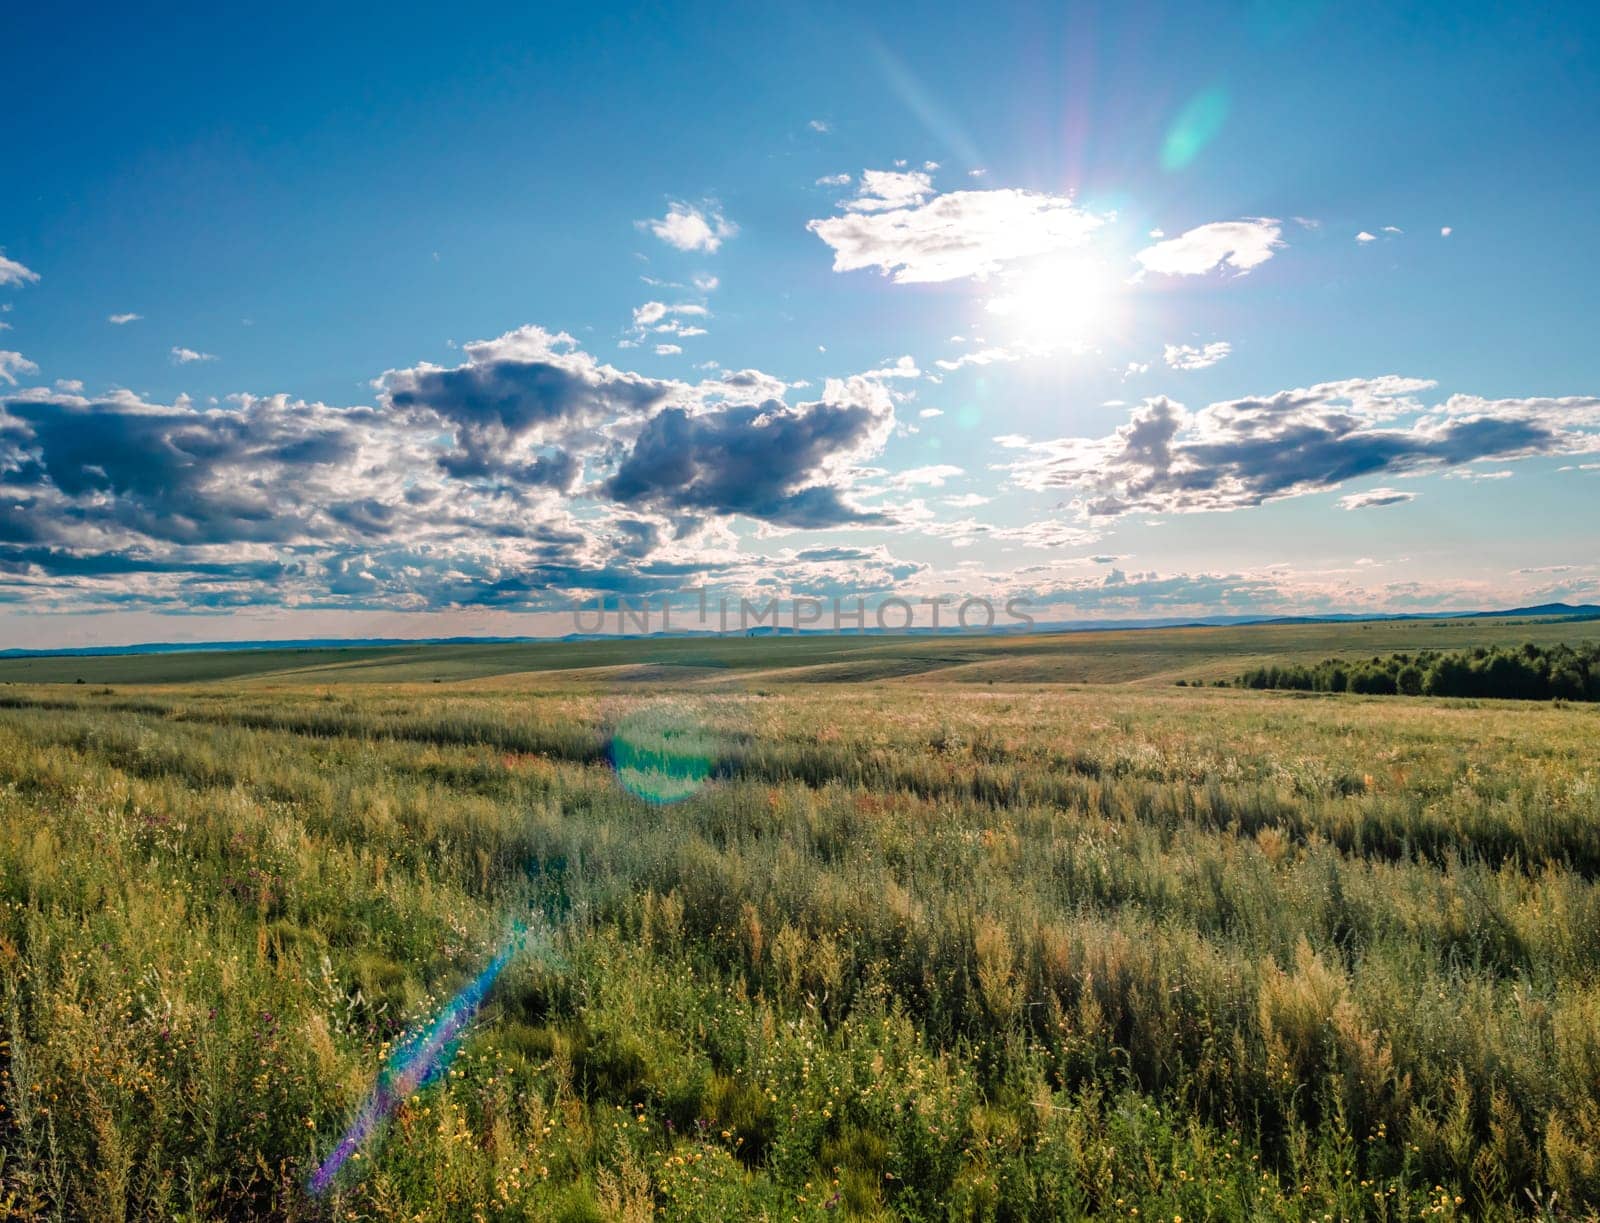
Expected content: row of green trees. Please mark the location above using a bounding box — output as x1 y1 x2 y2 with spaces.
1235 641 1600 700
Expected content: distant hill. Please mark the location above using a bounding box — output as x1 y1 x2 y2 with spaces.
2 603 1597 661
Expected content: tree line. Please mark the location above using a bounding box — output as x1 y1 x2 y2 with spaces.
1228 641 1600 700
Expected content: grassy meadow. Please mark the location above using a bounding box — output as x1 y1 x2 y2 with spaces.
2 619 1600 1219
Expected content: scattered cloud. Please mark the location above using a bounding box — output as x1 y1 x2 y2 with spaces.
0 252 40 288
0 351 40 385
1134 219 1283 277
815 173 851 187
919 407 944 419
860 355 921 380
170 347 217 364
108 313 142 325
1007 375 1600 517
1338 487 1415 510
654 343 682 355
639 201 737 253
1356 231 1377 243
1163 341 1232 371
1441 226 1453 237
808 119 830 133
890 464 964 488
935 346 1018 372
808 170 1108 283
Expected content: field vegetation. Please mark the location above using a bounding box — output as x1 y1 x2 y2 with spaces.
1 620 1599 1219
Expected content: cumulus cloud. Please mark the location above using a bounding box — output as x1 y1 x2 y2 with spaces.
1 329 912 613
1338 487 1415 510
1163 341 1232 371
1134 219 1283 277
600 376 896 527
0 352 39 386
808 171 1108 283
171 347 216 364
815 173 851 187
0 252 40 288
1356 231 1377 243
1007 375 1600 517
639 201 737 253
108 313 142 325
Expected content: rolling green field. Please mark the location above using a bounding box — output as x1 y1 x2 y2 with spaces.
3 620 1600 1219
5 614 1599 687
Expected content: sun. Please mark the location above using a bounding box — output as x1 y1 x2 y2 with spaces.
985 256 1115 349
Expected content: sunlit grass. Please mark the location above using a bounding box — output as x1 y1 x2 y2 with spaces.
0 662 1597 1218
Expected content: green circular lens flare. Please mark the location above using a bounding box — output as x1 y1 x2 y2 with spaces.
1161 87 1230 172
608 702 718 804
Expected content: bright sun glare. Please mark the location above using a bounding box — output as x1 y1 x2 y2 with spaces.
985 257 1114 349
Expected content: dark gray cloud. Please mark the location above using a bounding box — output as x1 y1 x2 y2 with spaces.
1010 378 1600 516
0 330 904 613
601 389 894 527
1 391 383 546
382 327 670 486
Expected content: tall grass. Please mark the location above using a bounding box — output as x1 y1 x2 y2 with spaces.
0 681 1597 1218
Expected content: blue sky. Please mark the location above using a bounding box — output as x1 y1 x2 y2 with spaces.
2 1 1598 645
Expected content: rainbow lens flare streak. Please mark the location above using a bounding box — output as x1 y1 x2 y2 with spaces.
308 926 533 1195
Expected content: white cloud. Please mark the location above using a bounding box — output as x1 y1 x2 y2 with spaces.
1382 225 1403 234
860 355 921 380
654 343 682 356
845 169 935 212
1163 341 1232 371
808 119 830 133
891 464 964 488
108 313 143 325
0 350 40 385
809 172 1108 284
639 201 737 253
692 274 719 292
1356 231 1377 243
815 173 851 187
1339 488 1415 510
935 346 1019 371
0 252 40 288
632 301 707 328
919 407 944 419
170 347 217 364
1134 219 1283 277
1441 226 1453 237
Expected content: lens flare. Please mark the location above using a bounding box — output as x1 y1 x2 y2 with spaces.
308 924 542 1195
608 700 718 804
1161 87 1230 171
